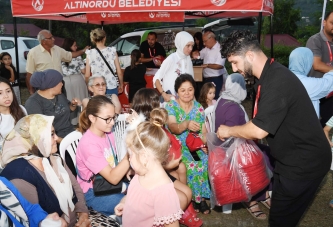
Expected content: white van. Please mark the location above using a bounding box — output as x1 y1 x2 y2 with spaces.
109 27 202 68
0 36 39 78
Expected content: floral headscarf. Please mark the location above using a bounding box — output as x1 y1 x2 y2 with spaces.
1 114 74 222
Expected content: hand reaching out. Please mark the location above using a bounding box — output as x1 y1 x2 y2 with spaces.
114 203 125 216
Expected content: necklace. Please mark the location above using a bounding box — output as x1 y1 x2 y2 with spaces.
49 97 57 106
37 91 57 106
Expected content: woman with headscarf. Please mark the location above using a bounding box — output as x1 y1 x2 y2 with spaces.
24 69 80 144
289 47 333 118
154 31 194 102
0 114 90 227
214 73 273 220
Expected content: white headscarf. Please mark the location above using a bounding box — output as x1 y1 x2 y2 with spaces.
175 31 194 59
221 73 247 104
175 31 194 74
1 114 75 222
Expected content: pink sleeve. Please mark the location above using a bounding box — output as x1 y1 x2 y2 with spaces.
80 141 109 175
153 185 183 226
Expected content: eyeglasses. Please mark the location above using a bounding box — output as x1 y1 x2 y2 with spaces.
93 114 118 124
44 36 54 40
92 83 106 88
203 36 212 43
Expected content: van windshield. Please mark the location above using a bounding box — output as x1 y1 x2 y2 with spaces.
23 39 39 49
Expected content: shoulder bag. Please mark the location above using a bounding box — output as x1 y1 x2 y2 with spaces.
77 134 124 196
95 48 119 86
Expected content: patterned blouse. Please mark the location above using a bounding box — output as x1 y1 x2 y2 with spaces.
61 56 85 76
86 47 118 90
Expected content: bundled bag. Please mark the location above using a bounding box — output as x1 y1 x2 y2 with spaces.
163 128 182 161
153 55 165 67
207 133 272 206
186 132 205 152
186 132 206 161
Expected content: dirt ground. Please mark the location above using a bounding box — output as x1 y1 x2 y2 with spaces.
19 87 333 227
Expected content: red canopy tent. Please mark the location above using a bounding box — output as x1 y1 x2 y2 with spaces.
11 0 273 22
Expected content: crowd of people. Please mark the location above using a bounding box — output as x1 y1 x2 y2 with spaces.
0 12 333 226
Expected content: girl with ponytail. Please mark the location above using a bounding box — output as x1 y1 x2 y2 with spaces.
115 108 183 227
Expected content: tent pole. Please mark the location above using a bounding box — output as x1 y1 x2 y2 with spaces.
257 12 262 44
13 17 20 103
49 20 52 32
270 15 273 58
13 17 20 85
321 0 328 31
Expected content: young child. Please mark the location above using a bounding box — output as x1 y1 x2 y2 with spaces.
130 90 202 226
116 108 183 227
198 82 216 109
0 52 21 104
123 49 147 103
324 116 333 149
0 77 26 153
191 50 200 60
323 117 333 208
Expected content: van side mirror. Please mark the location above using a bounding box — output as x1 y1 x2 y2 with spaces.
117 50 123 56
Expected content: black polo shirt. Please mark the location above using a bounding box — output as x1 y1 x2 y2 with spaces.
139 40 166 68
252 59 331 181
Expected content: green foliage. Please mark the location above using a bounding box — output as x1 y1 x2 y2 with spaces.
295 25 318 45
18 28 29 36
195 18 208 27
262 44 297 67
262 0 301 36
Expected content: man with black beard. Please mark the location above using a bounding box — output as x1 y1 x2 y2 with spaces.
217 30 331 227
139 32 166 68
307 11 333 126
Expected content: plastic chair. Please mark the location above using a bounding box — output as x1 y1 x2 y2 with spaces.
205 106 233 214
59 130 82 167
204 106 214 133
113 114 128 160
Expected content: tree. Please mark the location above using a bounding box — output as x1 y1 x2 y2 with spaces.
262 0 301 37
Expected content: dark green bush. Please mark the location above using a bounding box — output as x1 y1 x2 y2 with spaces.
262 44 298 67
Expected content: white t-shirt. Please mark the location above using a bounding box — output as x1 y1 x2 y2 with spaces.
0 105 27 152
200 42 226 78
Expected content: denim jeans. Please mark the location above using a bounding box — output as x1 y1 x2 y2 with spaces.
84 188 124 216
106 88 118 95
